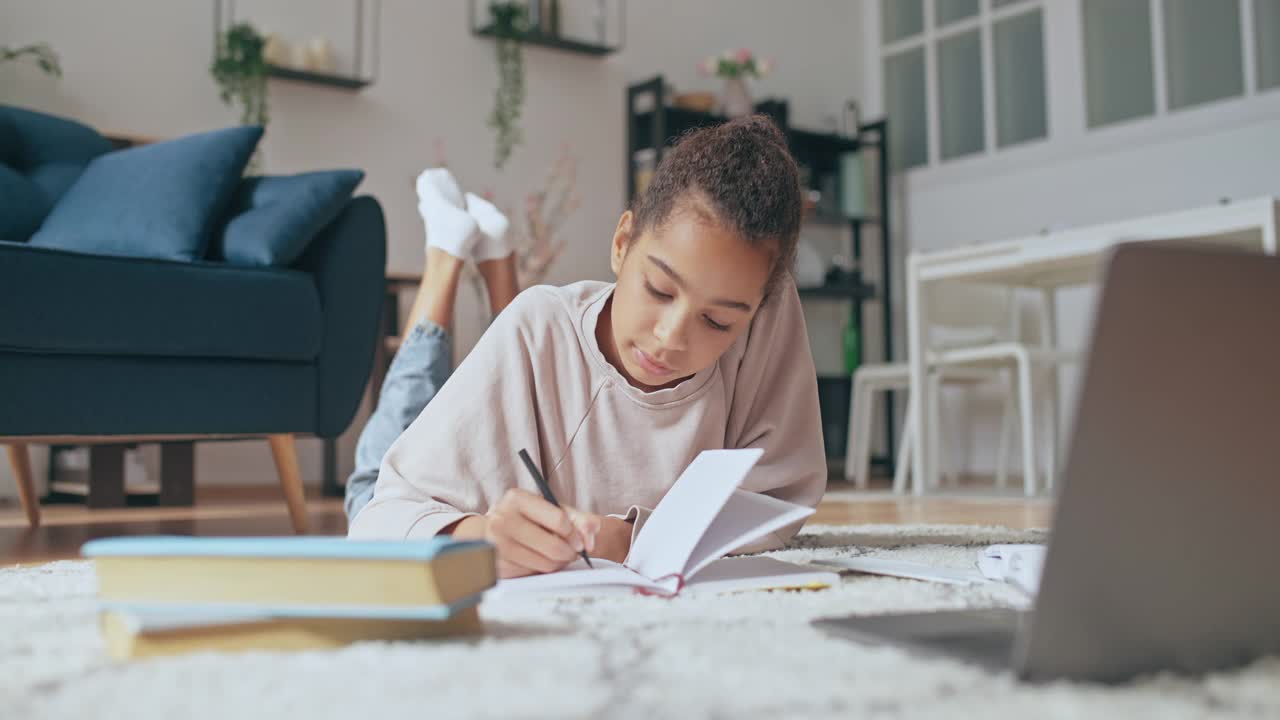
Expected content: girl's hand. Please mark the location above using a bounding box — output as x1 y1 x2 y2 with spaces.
485 488 598 578
554 510 632 564
588 515 635 564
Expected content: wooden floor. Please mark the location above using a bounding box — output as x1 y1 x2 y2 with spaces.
0 479 1053 565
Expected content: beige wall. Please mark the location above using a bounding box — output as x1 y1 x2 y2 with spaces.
0 0 862 498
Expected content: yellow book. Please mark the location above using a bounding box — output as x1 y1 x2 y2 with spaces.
100 606 483 660
82 536 496 614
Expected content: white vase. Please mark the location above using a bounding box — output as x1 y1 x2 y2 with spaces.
720 76 753 118
263 34 292 67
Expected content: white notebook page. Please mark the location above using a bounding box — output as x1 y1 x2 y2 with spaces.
625 448 763 581
682 490 815 578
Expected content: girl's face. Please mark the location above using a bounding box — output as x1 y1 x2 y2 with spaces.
599 205 774 392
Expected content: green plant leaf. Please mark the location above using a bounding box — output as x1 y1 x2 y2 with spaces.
211 22 269 128
488 2 528 169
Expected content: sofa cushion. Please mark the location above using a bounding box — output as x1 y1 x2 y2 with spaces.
0 104 113 204
29 125 263 261
0 164 49 241
213 169 365 267
0 241 322 362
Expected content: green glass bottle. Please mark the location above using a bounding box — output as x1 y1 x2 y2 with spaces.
843 320 861 375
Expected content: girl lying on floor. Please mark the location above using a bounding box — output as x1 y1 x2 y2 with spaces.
346 116 826 578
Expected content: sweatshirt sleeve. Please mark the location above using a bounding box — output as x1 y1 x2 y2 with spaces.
347 288 560 540
724 277 828 553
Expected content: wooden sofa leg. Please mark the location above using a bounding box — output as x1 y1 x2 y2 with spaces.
6 444 41 528
267 435 309 534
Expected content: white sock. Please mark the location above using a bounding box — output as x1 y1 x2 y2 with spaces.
466 192 513 262
416 167 464 207
416 168 477 259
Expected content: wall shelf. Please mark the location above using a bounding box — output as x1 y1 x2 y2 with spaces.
797 280 878 300
472 25 618 56
469 0 625 57
214 0 381 93
266 64 371 90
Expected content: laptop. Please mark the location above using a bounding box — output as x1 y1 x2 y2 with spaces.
813 242 1280 683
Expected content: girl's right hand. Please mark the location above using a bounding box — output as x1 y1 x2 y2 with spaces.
483 488 598 578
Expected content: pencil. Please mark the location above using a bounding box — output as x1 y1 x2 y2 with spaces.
517 448 594 568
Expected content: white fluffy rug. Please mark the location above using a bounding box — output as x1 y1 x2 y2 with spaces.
4 524 1278 719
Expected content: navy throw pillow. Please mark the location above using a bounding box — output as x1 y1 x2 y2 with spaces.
213 169 364 267
29 125 263 261
0 164 50 241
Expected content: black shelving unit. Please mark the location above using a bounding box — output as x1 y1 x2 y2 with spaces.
626 76 897 471
798 280 878 300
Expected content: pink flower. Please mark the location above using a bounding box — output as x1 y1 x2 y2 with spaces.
734 48 753 64
698 56 717 76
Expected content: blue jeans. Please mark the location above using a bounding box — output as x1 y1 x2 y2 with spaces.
344 320 453 521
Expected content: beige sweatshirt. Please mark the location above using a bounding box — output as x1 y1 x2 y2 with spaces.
347 278 827 553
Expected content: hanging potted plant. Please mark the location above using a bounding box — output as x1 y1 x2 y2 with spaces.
211 22 269 129
487 2 528 169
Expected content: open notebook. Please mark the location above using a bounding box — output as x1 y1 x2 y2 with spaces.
486 449 838 599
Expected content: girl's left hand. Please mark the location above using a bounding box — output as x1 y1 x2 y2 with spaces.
565 513 633 564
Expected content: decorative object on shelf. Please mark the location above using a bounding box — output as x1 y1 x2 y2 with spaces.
536 0 561 36
843 319 861 375
839 100 868 219
262 34 291 68
487 1 528 169
211 22 269 130
631 147 657 197
794 240 826 289
592 0 608 44
0 42 62 77
672 91 716 112
300 37 335 72
720 77 752 118
699 48 774 118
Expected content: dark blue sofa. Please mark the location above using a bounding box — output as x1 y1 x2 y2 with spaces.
0 106 387 531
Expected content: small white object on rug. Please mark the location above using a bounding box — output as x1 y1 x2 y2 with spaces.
3 524 1277 720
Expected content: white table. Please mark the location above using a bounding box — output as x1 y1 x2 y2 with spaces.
905 197 1280 493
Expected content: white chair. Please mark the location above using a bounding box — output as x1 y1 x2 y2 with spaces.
929 283 1077 496
845 362 1015 494
847 282 1072 496
928 328 1076 496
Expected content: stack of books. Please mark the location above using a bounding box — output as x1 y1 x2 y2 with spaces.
82 536 496 660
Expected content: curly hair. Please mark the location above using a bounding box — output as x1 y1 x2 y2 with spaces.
630 114 802 298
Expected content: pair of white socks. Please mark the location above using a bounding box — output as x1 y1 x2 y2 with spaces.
415 168 511 261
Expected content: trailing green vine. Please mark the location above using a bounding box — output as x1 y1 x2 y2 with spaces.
0 43 62 77
488 2 527 169
211 22 269 128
